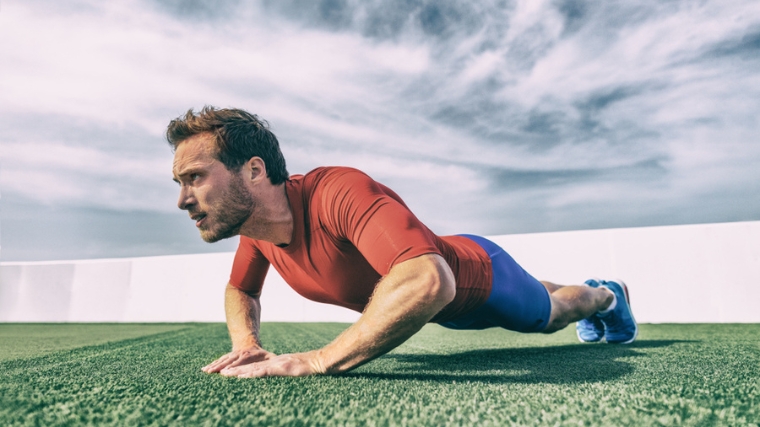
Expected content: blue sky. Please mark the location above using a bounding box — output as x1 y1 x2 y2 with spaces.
1 0 759 261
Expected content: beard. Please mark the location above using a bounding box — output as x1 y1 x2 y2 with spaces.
199 174 255 243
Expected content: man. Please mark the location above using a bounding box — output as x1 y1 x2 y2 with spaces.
167 106 638 378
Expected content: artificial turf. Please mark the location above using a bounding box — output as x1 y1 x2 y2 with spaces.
0 323 758 426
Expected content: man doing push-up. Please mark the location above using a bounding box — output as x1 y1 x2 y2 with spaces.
166 106 638 378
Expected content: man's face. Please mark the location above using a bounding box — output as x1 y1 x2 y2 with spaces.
172 133 255 243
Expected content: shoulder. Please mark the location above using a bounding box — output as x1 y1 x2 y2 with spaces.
300 166 380 197
236 235 262 253
304 166 374 184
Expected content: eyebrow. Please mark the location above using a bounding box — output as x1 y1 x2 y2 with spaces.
172 166 197 183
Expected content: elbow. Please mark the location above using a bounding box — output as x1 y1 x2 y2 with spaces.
437 273 457 308
420 255 457 309
226 282 261 300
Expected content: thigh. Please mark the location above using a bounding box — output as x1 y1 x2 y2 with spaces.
439 235 552 333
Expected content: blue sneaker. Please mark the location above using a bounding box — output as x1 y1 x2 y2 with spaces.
576 279 606 343
599 280 638 344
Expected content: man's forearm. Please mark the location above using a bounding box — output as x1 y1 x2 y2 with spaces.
225 283 263 349
315 254 456 373
201 284 272 374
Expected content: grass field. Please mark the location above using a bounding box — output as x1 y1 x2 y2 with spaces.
1 323 758 426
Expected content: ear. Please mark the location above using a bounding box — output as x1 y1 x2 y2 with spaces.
246 157 268 183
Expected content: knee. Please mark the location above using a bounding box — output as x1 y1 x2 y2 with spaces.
540 281 561 294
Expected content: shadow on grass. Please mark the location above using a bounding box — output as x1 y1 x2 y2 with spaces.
346 339 688 385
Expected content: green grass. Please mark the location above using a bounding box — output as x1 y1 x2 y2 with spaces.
0 323 189 362
0 323 758 426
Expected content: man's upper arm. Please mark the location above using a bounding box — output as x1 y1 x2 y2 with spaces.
388 253 457 303
321 169 441 276
229 238 270 296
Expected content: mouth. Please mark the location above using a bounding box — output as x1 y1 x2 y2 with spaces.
191 213 208 228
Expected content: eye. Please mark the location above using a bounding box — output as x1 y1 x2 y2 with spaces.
190 173 200 181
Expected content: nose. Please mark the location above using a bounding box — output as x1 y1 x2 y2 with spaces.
177 185 195 211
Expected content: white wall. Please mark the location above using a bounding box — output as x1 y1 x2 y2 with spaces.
1 221 758 323
0 253 360 323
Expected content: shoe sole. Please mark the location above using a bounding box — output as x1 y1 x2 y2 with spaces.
607 279 638 344
576 329 603 343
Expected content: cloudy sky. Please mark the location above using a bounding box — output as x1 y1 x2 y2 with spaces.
1 0 759 261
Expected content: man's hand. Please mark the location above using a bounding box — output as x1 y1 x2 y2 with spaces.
201 346 275 374
219 351 325 378
204 284 270 374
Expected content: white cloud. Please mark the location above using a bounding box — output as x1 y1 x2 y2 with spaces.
1 0 759 260
0 141 175 210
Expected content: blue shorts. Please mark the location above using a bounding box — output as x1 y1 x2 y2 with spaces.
438 234 552 333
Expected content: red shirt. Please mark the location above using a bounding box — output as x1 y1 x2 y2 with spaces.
229 167 492 322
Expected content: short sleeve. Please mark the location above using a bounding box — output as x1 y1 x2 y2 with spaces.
229 237 270 295
319 168 441 276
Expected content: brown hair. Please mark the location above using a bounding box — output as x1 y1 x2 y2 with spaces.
166 106 289 185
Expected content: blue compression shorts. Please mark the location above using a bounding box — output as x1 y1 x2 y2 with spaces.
438 234 552 333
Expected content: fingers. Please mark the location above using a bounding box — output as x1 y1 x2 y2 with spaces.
218 354 314 378
220 364 265 378
221 361 277 378
202 351 256 373
219 357 247 370
201 348 276 374
237 366 270 378
201 352 237 373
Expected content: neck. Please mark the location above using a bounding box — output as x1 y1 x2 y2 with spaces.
239 183 293 246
